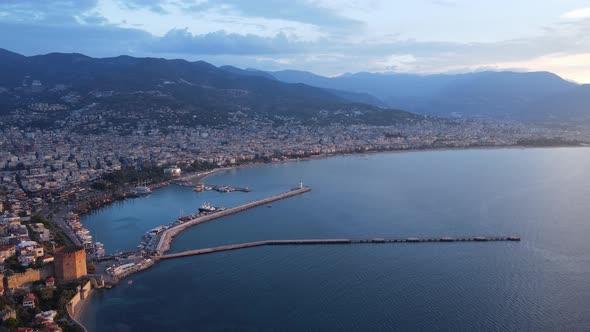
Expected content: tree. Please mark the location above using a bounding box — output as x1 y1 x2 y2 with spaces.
39 287 55 301
2 317 18 329
57 289 76 309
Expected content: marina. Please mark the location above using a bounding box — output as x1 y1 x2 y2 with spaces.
99 183 312 280
154 185 312 255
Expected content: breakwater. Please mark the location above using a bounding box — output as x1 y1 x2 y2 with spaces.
160 236 521 259
154 186 312 255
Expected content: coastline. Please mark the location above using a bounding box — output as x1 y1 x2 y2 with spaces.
72 143 587 237
76 144 587 331
70 295 91 332
193 144 588 183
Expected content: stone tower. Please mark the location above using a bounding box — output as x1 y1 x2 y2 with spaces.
54 246 87 281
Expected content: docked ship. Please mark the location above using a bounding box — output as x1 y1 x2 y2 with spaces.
132 184 152 196
94 242 106 258
194 183 205 192
198 202 225 213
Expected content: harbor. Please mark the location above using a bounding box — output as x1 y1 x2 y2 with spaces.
96 180 526 281
193 182 252 193
100 183 312 280
154 184 312 255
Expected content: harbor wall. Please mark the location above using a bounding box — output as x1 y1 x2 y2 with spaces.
66 280 94 332
4 265 54 290
161 236 521 259
155 187 311 255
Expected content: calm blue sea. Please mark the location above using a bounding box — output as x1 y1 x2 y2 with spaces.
81 148 590 331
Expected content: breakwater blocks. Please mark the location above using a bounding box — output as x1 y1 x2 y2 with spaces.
160 236 521 259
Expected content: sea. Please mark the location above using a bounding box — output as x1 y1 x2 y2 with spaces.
80 148 590 331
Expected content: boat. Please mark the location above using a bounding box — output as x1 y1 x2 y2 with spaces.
198 202 225 213
132 185 152 195
194 183 205 192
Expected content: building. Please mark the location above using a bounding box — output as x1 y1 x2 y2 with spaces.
22 293 36 308
45 276 55 287
54 246 87 281
164 166 182 177
0 244 15 258
31 80 43 93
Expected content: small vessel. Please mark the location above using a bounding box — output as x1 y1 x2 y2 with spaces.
94 242 106 258
132 185 152 195
198 202 225 213
194 183 205 192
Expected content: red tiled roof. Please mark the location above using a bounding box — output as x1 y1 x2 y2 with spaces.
23 293 36 302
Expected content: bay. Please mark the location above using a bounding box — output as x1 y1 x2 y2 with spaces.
81 148 590 331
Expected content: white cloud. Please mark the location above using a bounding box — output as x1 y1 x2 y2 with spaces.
372 54 418 72
561 7 590 20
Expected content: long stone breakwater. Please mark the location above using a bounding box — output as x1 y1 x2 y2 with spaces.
160 236 521 259
154 186 312 255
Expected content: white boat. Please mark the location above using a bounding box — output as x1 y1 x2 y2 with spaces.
132 186 152 195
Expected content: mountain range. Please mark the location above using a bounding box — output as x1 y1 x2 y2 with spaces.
0 48 588 126
269 69 589 123
0 48 418 127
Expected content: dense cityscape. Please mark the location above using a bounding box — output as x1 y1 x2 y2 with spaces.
0 73 589 331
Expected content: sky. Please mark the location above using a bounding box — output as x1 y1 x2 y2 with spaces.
1 0 590 82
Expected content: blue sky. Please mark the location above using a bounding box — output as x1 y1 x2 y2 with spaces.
1 0 590 82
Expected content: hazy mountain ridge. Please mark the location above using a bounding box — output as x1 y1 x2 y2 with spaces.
269 69 583 121
0 49 421 127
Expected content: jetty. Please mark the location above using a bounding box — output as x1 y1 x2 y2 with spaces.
154 186 311 255
160 236 521 259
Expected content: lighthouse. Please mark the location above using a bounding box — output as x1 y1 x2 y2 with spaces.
299 180 304 189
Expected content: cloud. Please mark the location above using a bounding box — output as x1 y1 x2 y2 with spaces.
0 0 97 23
182 0 363 31
1 0 590 82
0 20 151 57
561 7 590 20
120 0 168 14
149 29 303 55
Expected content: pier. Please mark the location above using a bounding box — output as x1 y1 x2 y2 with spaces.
160 236 521 259
154 186 311 255
206 184 252 193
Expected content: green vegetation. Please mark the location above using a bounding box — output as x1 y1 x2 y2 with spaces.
33 281 79 317
4 257 26 273
99 166 172 187
2 317 19 329
178 160 218 173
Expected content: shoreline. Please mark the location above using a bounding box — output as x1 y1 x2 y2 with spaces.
76 143 586 330
73 143 587 233
74 143 586 222
194 144 588 183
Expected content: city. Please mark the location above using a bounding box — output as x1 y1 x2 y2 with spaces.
1 0 590 331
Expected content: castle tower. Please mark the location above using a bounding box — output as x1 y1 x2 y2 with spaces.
54 246 87 281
